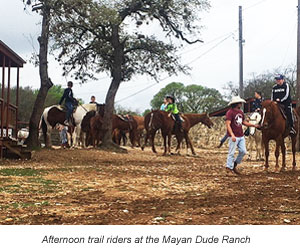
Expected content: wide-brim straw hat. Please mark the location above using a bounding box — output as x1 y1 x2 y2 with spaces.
228 96 246 106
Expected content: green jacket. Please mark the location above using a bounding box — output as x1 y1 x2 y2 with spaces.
165 103 179 114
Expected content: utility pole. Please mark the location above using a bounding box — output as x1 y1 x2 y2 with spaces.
239 6 244 98
297 0 300 107
296 0 300 151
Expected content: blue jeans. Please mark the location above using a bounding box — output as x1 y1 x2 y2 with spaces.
226 136 247 169
65 102 74 121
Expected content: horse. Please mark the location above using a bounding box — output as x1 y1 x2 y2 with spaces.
142 110 213 155
173 113 213 155
261 100 298 171
80 104 105 147
41 103 97 147
132 115 144 147
247 112 264 161
88 114 138 148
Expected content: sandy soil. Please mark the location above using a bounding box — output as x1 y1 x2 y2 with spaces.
0 146 300 225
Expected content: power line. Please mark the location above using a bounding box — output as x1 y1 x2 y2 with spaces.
243 0 269 11
116 33 235 103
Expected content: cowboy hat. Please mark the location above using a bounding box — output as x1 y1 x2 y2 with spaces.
228 96 246 106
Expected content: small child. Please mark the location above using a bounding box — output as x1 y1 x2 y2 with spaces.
160 97 168 111
164 95 183 131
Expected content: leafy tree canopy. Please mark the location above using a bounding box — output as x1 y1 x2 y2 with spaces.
150 82 227 113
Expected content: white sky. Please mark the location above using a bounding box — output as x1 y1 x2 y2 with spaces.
0 0 298 112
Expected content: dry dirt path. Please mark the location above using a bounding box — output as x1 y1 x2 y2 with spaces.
0 146 300 225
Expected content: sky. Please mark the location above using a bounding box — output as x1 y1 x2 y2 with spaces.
0 0 298 113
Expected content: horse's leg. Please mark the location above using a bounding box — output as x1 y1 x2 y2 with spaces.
175 134 183 155
167 133 171 154
264 139 270 171
141 130 150 151
185 132 196 155
46 126 52 148
151 130 157 154
280 137 286 172
129 130 135 148
291 135 297 171
274 139 281 171
162 131 167 156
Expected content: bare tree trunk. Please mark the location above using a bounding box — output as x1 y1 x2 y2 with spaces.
26 7 53 149
99 25 126 152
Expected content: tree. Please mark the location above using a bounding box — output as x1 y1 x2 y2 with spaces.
114 105 141 116
23 0 54 148
223 66 297 101
150 82 185 111
50 0 210 149
150 83 226 113
183 84 226 113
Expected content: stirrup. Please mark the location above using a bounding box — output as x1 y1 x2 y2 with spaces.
290 127 296 135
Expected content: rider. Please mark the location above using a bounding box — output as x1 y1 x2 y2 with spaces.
89 95 98 104
164 95 183 132
59 81 77 126
160 97 168 111
271 74 295 135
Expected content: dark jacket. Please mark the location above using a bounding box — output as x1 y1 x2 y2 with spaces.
252 97 263 112
271 82 291 105
59 88 75 105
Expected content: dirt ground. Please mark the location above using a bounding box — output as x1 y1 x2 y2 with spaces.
0 145 300 225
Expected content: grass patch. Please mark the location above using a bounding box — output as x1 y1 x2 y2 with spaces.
0 168 43 177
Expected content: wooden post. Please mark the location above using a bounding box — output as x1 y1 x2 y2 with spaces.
6 59 11 138
1 55 5 139
16 67 20 138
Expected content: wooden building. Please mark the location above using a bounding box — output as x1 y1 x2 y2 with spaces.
0 40 31 159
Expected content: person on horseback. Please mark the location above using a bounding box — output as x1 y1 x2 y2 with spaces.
164 95 183 132
160 97 168 111
225 96 260 175
59 81 77 126
90 95 98 104
271 74 295 135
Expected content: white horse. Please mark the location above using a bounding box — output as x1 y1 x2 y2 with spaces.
247 112 264 161
41 103 97 147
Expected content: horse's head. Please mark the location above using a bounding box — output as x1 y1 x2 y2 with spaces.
202 113 214 128
249 112 261 135
97 103 105 117
261 100 276 129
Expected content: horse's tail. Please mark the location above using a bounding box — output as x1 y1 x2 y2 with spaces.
148 112 154 130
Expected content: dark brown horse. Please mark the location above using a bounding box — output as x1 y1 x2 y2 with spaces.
261 100 298 171
142 110 213 155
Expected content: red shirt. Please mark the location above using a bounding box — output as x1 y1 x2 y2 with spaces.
225 108 245 137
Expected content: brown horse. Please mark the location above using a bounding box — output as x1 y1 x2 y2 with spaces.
142 110 213 155
174 113 213 155
132 115 145 147
261 100 298 171
142 110 173 155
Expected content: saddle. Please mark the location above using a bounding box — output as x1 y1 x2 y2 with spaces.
117 114 133 122
117 115 134 130
277 104 287 120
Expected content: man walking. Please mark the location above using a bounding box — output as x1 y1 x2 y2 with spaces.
225 96 260 175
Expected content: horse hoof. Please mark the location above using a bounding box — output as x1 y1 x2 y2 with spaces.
280 168 286 172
